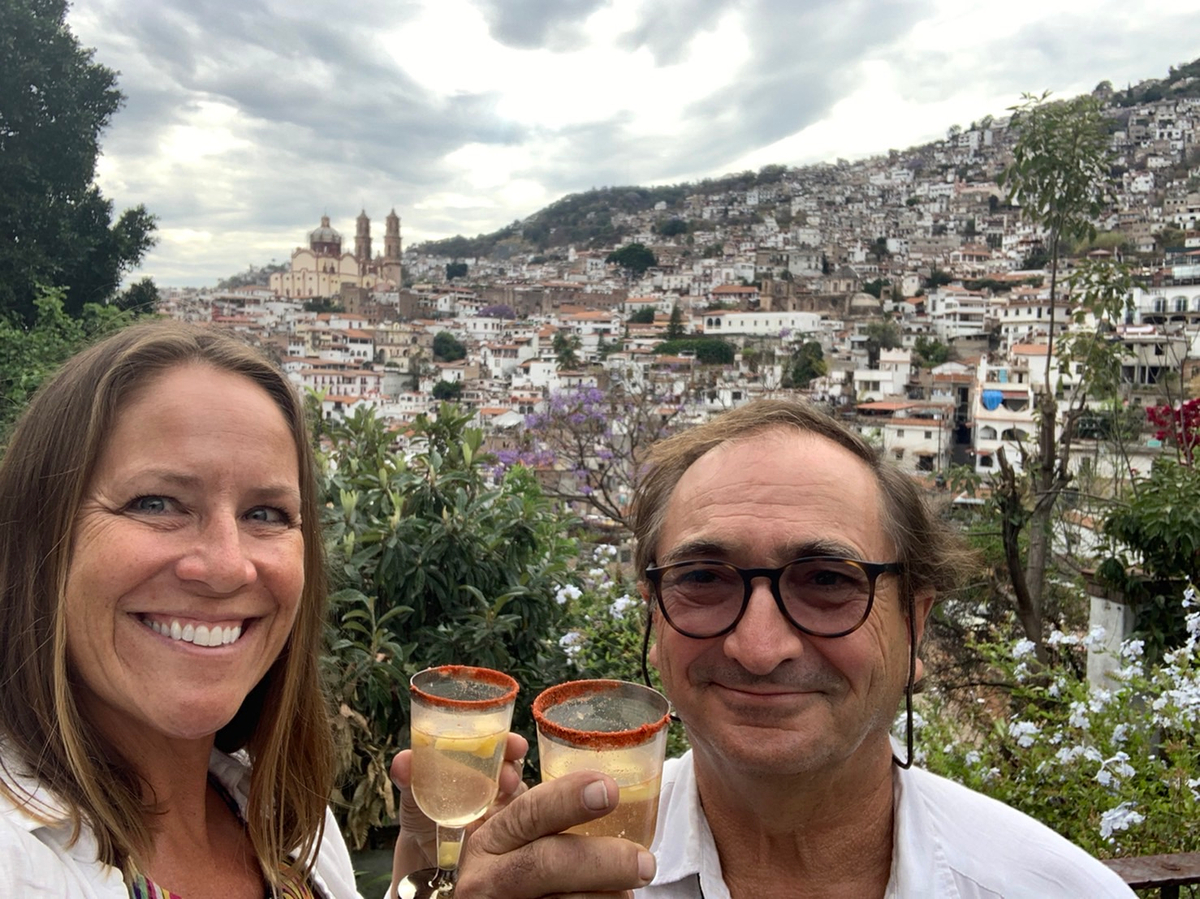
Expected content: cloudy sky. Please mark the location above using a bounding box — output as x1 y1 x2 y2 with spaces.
68 0 1200 287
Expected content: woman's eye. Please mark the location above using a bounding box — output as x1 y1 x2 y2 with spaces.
128 495 173 514
246 506 291 525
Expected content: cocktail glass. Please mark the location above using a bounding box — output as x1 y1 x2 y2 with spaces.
532 679 671 848
398 665 519 899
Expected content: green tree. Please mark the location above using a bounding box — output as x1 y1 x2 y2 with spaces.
318 404 579 847
666 303 686 340
552 331 581 369
927 268 954 288
430 379 463 401
606 242 657 278
913 336 951 368
627 306 655 324
0 286 134 436
1 0 157 323
445 261 468 280
656 218 688 238
654 337 736 365
863 318 901 369
789 341 827 388
432 331 466 362
994 92 1117 654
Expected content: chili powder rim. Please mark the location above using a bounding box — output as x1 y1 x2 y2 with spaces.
410 665 519 711
532 678 670 749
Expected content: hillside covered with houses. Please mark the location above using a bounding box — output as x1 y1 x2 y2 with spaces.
158 67 1200 528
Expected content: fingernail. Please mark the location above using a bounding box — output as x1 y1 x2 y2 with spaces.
638 850 656 883
582 779 611 810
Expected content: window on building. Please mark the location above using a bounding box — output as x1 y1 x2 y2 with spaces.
896 429 905 437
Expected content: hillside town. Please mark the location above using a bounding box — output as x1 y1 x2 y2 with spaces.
157 84 1200 520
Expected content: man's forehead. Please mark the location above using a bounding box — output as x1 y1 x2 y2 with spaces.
658 428 890 558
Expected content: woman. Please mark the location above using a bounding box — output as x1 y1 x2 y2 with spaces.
0 321 355 897
0 320 652 899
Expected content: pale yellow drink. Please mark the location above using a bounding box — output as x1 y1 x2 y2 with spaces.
404 666 518 895
533 680 670 849
410 727 508 827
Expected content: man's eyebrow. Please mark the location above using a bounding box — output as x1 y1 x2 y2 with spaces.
658 537 865 565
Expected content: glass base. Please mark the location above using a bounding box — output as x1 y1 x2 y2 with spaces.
396 866 456 899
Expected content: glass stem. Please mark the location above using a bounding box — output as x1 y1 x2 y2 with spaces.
431 824 466 894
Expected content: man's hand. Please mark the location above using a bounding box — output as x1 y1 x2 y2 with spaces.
389 741 656 898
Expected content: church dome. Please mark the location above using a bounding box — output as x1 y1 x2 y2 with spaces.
308 215 341 245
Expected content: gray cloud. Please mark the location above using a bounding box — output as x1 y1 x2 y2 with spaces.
474 0 609 50
64 0 1200 285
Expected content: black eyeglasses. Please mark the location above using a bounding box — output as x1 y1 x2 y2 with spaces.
644 556 902 639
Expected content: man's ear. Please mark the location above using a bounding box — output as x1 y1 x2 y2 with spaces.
639 581 659 668
912 589 936 682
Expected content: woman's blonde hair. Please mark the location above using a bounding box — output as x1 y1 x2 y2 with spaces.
0 320 333 886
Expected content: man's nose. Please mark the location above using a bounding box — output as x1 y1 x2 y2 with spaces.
721 577 805 674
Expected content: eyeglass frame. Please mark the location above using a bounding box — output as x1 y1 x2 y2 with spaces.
643 556 904 640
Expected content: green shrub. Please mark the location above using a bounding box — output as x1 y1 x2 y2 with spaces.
318 403 578 847
914 588 1199 860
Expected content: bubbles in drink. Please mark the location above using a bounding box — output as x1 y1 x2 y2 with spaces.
565 774 661 847
410 727 507 827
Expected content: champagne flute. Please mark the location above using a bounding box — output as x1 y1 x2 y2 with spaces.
399 665 519 899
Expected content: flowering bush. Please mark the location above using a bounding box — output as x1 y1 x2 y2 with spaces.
1146 398 1200 465
553 543 691 760
912 588 1200 860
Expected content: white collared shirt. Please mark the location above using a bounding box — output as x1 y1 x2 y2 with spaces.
643 751 1136 898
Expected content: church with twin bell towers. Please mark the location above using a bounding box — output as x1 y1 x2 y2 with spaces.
270 209 403 299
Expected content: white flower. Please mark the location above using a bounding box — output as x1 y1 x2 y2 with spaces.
1119 639 1145 660
554 583 583 605
1014 662 1030 682
1008 719 1039 748
609 594 640 618
587 567 607 580
1099 802 1145 841
964 750 982 766
1111 723 1129 744
558 631 585 664
1068 701 1090 729
1048 629 1081 647
1083 625 1108 649
1184 585 1197 609
1012 638 1037 659
1089 689 1112 714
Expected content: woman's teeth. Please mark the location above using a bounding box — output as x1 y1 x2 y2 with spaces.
143 618 243 647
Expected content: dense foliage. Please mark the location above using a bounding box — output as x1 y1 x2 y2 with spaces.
318 404 578 848
917 589 1199 861
0 287 136 437
0 0 157 322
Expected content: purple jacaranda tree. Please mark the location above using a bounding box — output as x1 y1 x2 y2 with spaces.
478 304 516 319
495 383 686 530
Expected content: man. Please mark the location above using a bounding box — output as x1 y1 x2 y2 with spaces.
631 399 1133 898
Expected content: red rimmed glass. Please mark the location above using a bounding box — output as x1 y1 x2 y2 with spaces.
401 666 519 898
533 679 670 848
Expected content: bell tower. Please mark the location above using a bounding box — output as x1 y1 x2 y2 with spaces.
355 209 372 274
384 208 402 261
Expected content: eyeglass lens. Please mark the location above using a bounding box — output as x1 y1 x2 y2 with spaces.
656 559 874 637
